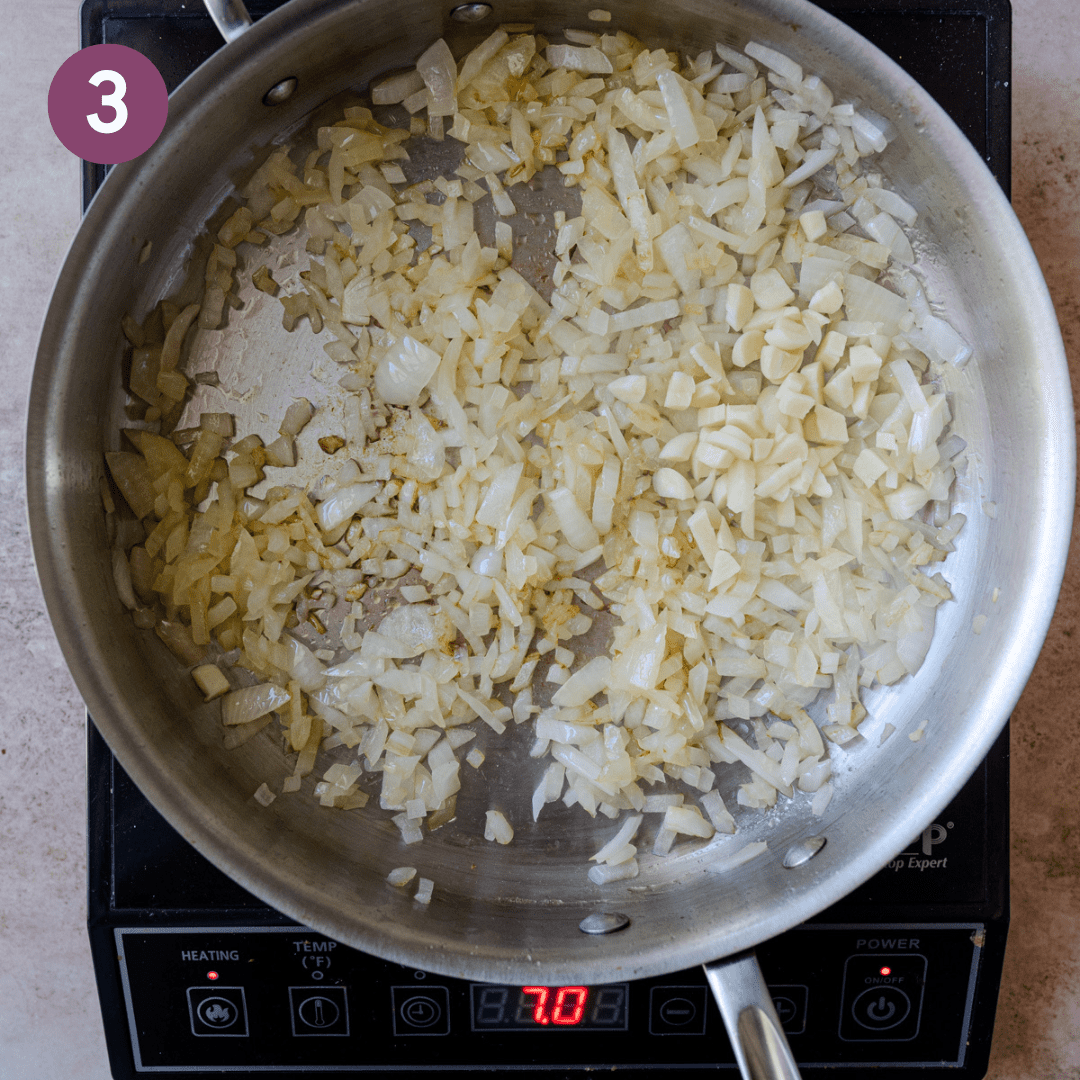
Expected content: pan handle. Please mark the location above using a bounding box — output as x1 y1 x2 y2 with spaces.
703 950 802 1080
203 0 254 43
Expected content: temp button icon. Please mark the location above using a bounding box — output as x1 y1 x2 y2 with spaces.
289 986 350 1036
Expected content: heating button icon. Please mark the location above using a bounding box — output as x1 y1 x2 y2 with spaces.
186 986 249 1037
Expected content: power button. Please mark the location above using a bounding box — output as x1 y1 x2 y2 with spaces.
852 985 911 1029
839 954 926 1042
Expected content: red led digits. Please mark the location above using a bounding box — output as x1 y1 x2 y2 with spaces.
522 986 550 1024
551 986 588 1025
521 986 589 1025
473 983 626 1030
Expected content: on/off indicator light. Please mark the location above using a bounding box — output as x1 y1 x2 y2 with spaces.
207 971 220 981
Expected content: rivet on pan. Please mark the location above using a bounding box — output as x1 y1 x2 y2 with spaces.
450 3 493 22
782 836 827 869
263 77 298 106
579 912 630 935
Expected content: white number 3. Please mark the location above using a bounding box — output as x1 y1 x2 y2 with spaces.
87 69 128 134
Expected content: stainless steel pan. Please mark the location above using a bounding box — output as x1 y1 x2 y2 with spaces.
27 1 1072 1076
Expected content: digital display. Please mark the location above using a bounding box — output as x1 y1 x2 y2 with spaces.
470 984 629 1032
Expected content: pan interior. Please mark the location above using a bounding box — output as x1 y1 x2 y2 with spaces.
28 0 1071 983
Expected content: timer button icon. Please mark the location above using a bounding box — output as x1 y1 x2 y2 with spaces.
404 997 440 1026
392 986 451 1036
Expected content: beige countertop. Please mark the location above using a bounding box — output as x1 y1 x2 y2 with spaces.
1 1 1077 1076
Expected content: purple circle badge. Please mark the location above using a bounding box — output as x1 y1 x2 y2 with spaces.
48 44 168 165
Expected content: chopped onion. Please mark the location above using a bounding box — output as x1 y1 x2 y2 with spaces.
545 44 613 74
376 605 451 657
551 657 612 708
372 70 425 105
387 866 417 886
849 109 892 153
279 398 314 437
744 40 802 83
254 783 276 806
546 486 600 552
587 859 638 884
108 27 970 887
416 39 457 117
906 313 973 367
374 335 442 405
222 683 291 726
111 545 137 610
315 482 379 532
655 70 699 150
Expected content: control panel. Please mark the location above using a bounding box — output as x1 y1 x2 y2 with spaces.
112 923 986 1074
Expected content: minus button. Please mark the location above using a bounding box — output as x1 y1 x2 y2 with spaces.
649 986 708 1035
661 1000 696 1022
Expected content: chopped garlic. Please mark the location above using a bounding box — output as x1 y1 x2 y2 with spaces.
192 664 230 701
484 810 514 845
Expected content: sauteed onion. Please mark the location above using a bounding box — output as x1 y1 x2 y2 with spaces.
105 25 969 887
